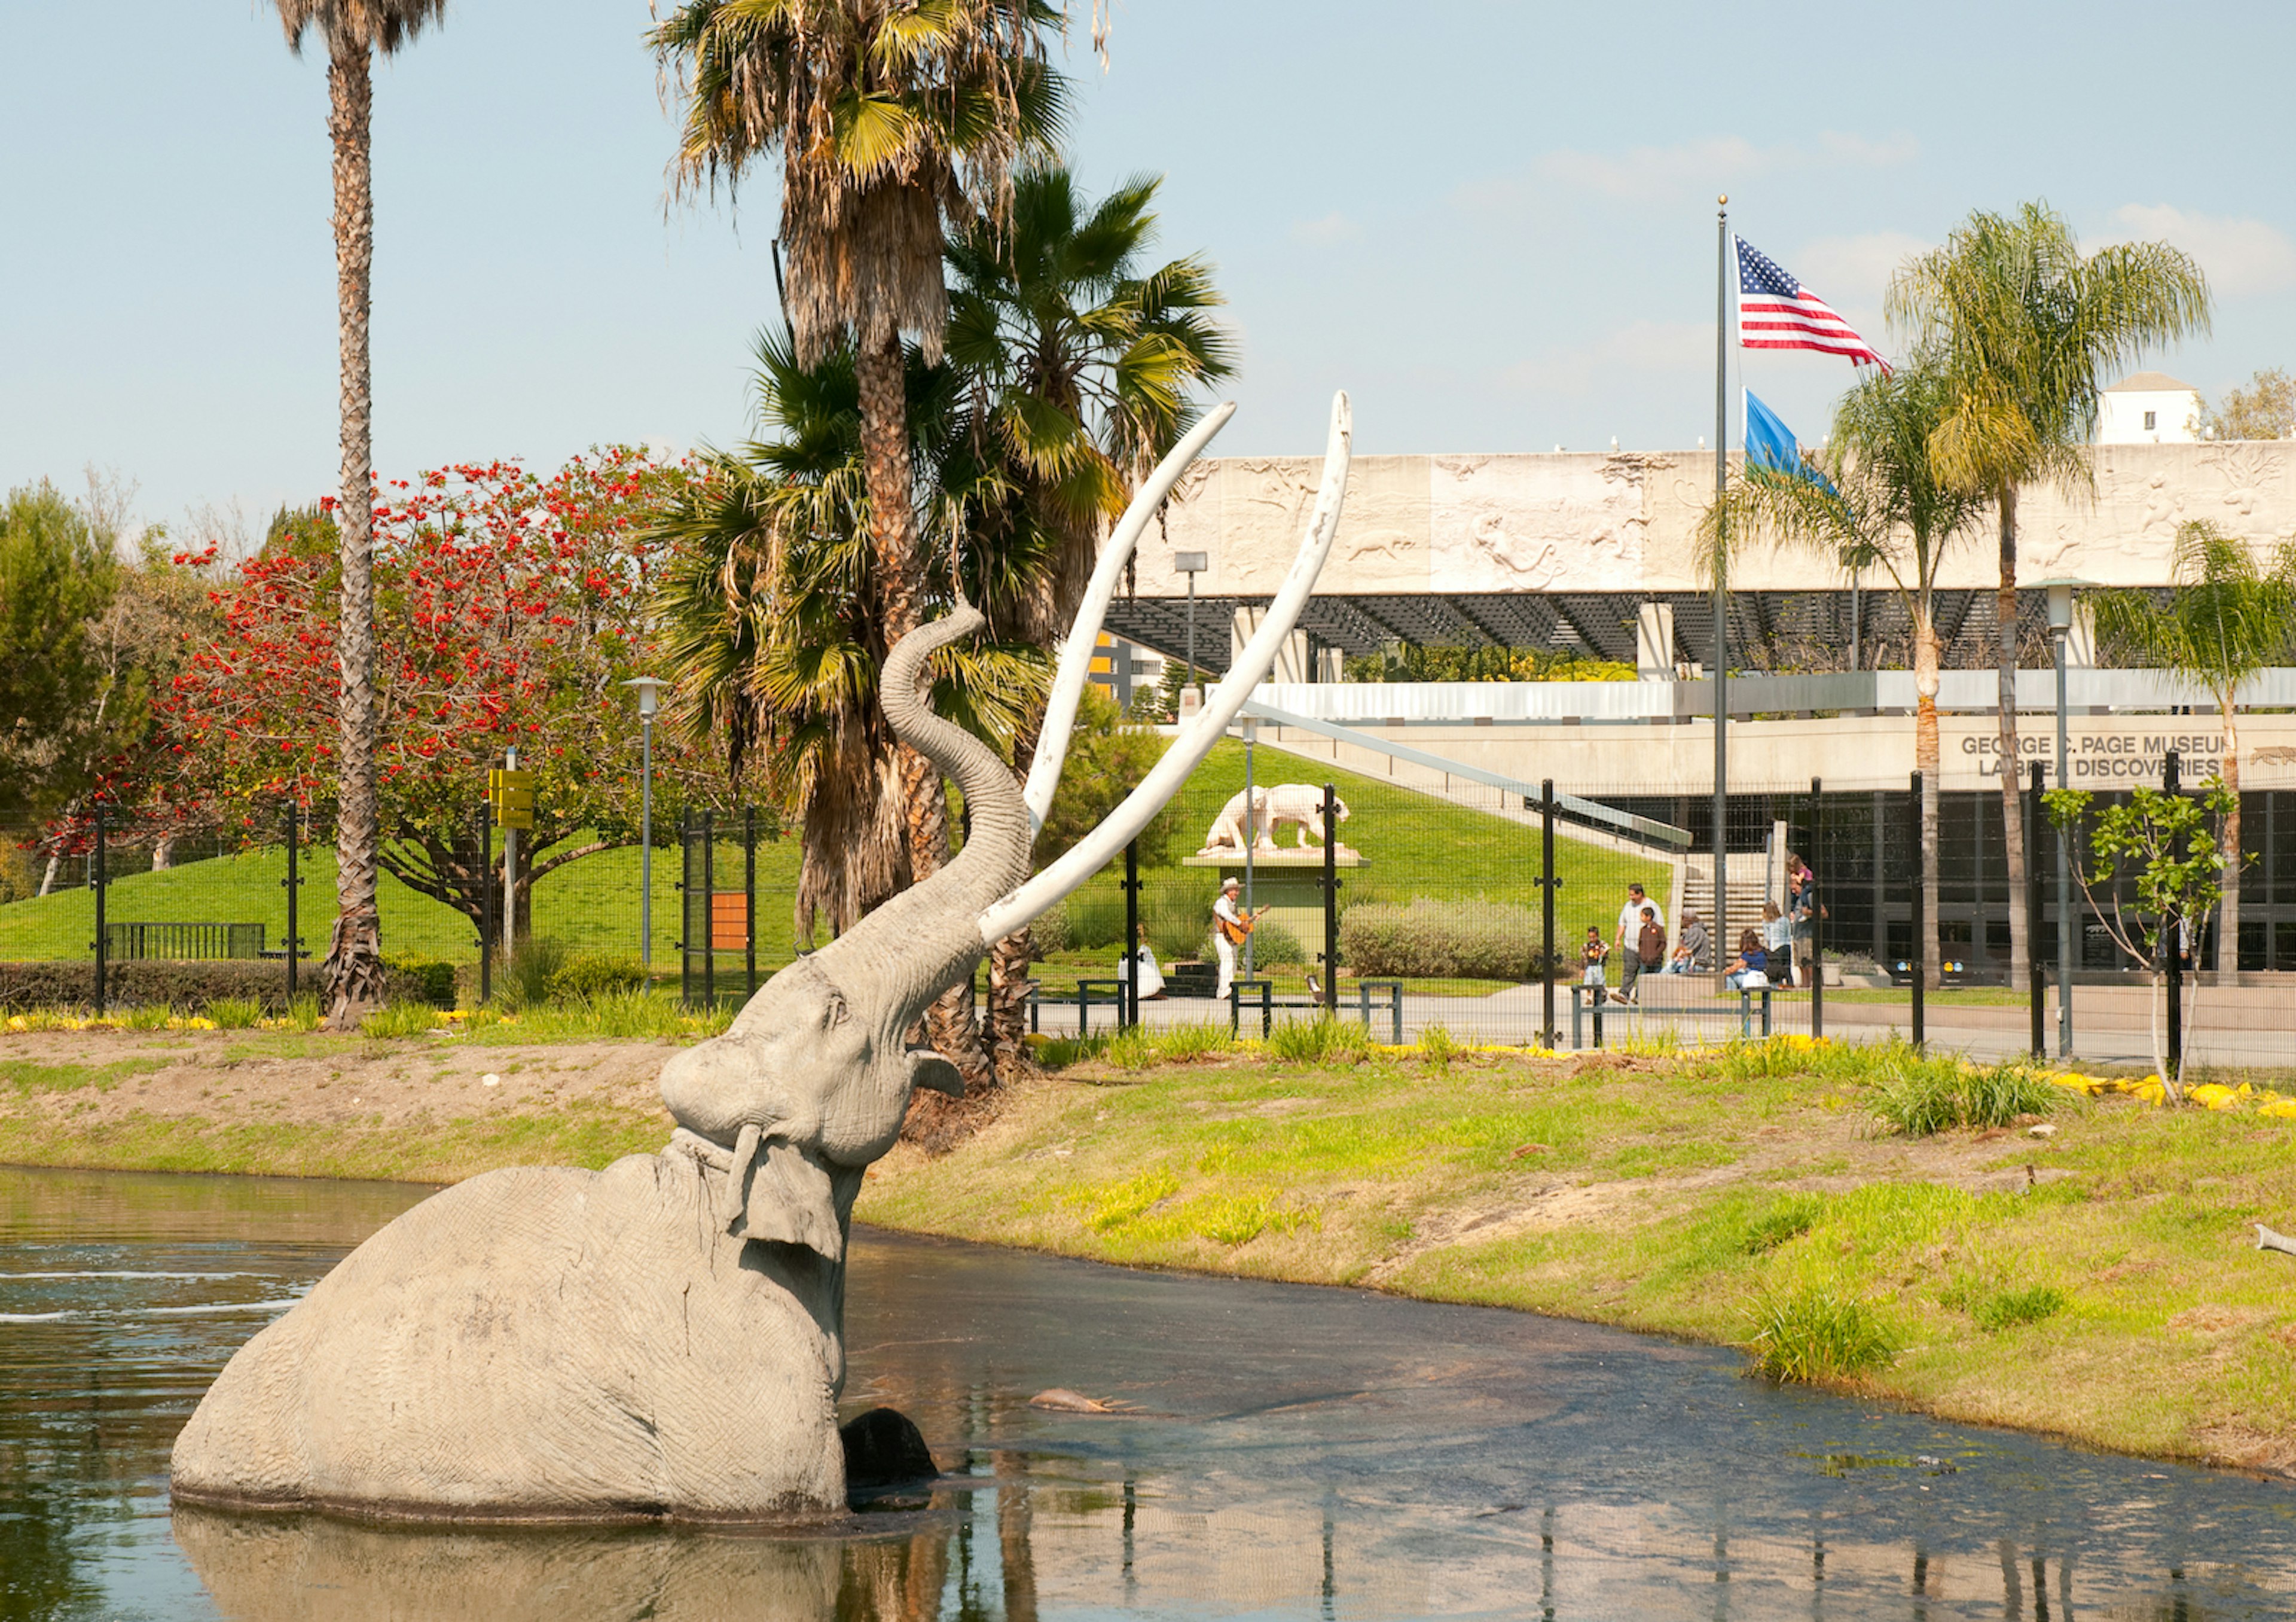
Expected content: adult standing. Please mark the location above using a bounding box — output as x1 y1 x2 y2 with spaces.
1613 882 1665 1005
1212 876 1245 999
1786 851 1819 989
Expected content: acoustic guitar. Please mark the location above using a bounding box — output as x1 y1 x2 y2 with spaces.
1216 906 1267 947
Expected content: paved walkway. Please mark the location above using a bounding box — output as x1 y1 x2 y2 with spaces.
1039 975 2292 1072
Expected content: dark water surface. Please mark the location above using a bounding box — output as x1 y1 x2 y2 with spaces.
3 1165 2294 1620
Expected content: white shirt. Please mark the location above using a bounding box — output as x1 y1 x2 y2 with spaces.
1618 898 1663 940
1214 894 1242 928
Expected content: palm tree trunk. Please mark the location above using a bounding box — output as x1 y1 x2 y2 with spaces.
1915 615 1944 992
852 330 994 1092
1993 486 2029 985
322 36 387 1026
2221 696 2241 973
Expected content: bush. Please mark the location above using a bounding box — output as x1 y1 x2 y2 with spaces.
362 1002 440 1038
1745 1286 1896 1383
383 953 457 1009
1062 890 1127 952
1339 898 1541 981
500 937 571 1011
1244 920 1306 968
1031 904 1076 955
547 952 649 1002
1143 874 1213 962
1871 1058 2060 1136
1973 1284 2068 1333
1266 1016 1372 1063
0 958 457 1016
203 996 262 1030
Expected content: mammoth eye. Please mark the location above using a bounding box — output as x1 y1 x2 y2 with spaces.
822 989 851 1028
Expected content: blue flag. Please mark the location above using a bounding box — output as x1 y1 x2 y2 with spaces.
1744 389 1836 493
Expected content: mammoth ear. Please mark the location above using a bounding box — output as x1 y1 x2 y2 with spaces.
906 1051 966 1098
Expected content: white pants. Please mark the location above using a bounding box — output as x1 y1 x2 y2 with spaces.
1214 936 1236 999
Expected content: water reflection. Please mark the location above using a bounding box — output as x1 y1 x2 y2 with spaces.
5 1165 2296 1619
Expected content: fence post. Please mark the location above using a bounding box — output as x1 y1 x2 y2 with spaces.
676 810 691 1009
283 801 300 1002
1323 785 1340 1016
1123 839 1140 1032
90 800 108 1016
476 800 492 1007
2026 761 2045 1060
1909 771 1924 1051
744 807 758 1001
1809 777 1824 1039
702 810 716 1010
2164 750 2182 1081
1541 779 1557 1049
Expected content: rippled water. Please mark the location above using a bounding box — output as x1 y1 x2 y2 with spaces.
4 1163 2295 1620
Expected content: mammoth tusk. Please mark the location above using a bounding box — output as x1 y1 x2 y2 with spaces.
979 391 1351 946
1022 402 1237 835
718 1122 761 1230
2258 1224 2296 1257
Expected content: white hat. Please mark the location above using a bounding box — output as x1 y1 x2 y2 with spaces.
1221 876 1240 890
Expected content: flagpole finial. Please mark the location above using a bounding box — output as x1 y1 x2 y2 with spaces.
1718 193 1728 208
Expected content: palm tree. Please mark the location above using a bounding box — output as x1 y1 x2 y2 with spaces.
942 167 1232 1074
2091 520 2296 969
1887 202 2210 985
268 1 447 1025
652 328 1042 947
1702 362 1989 989
651 0 1063 1078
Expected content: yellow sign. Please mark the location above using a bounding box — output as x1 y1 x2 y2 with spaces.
487 768 537 830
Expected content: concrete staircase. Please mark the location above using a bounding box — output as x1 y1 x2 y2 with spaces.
1679 855 1775 942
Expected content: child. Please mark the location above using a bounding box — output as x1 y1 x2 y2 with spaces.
1762 900 1793 990
1580 925 1610 993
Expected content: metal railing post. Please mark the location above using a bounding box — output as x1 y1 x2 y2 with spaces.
477 800 493 1006
1909 771 1924 1050
1809 777 1823 1039
1541 780 1557 1049
283 801 300 1002
2026 761 2045 1060
702 810 716 1009
2164 751 2182 1081
90 801 108 1015
1123 839 1141 1031
1323 784 1339 1016
744 807 758 1000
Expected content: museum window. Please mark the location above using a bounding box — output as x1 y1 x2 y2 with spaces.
2144 410 2157 430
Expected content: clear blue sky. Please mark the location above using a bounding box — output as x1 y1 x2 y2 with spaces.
4 1 2291 536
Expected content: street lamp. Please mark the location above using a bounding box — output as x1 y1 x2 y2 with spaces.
2038 580 2087 1058
624 676 665 972
1174 551 1208 719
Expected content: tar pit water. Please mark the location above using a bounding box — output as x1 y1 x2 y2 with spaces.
3 1164 2293 1619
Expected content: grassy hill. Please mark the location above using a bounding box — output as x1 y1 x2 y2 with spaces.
0 739 1672 972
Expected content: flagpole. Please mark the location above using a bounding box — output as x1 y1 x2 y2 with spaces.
1712 196 1730 977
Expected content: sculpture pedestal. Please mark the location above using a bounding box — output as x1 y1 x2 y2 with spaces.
1180 849 1363 968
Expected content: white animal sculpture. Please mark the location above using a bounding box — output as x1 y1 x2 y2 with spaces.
1260 783 1349 849
170 394 1354 1525
1198 786 1272 855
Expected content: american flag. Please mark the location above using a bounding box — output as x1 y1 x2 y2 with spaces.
1736 237 1890 371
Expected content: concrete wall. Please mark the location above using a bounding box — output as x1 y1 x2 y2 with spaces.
1138 440 2296 598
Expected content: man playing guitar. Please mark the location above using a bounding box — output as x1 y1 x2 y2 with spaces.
1211 876 1264 999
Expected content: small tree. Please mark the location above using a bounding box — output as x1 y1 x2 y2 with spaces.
2047 776 2235 1097
2090 520 2296 968
2202 368 2295 442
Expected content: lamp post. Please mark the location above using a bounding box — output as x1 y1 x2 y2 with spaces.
2039 581 2084 1058
624 676 665 972
1174 551 1207 719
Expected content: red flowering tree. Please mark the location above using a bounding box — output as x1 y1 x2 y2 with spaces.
160 447 734 944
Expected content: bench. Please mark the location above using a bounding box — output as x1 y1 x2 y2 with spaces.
1025 978 1125 1037
1228 977 1406 1041
1570 983 1776 1049
103 922 265 962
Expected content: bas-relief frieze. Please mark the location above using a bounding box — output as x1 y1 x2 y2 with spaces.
1143 441 2296 599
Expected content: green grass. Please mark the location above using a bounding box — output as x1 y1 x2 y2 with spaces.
1869 1056 2062 1136
0 832 806 966
859 1033 2296 1469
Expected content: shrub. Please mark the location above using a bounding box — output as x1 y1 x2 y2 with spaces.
1142 874 1211 962
1031 904 1076 956
500 937 571 1011
362 1002 440 1039
284 992 322 1032
1745 1286 1896 1383
1244 920 1306 968
1267 1016 1372 1064
1062 890 1127 951
1871 1058 2060 1136
1418 1025 1458 1066
0 959 455 1016
1973 1284 2068 1333
203 996 262 1030
547 952 649 1002
121 1001 175 1031
383 953 457 1009
1743 1193 1822 1254
1340 898 1541 981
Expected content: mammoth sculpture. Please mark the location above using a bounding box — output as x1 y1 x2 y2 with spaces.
169 393 1353 1524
